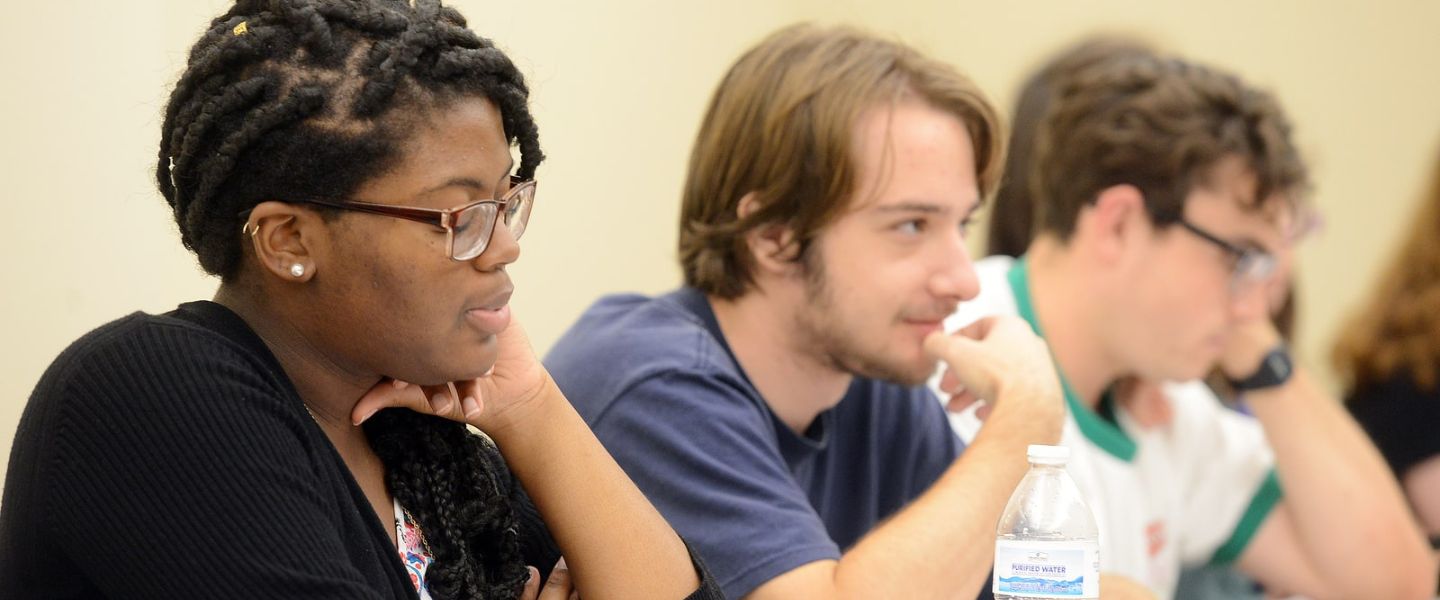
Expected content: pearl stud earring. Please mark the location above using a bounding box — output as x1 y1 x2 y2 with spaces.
290 263 305 278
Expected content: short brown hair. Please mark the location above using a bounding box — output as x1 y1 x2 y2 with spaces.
986 36 1156 257
1032 53 1308 239
678 23 1003 299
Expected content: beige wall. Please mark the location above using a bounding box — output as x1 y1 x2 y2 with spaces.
4 0 1438 489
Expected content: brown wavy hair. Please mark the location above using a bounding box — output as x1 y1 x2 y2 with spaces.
986 35 1155 257
1033 52 1309 239
1333 145 1440 392
679 23 1003 299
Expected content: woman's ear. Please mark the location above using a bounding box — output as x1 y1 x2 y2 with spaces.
243 201 322 282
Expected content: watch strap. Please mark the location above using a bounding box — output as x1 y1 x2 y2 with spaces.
1230 345 1294 391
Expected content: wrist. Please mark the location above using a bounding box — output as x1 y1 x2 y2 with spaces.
480 374 566 443
1228 345 1294 393
986 378 1064 441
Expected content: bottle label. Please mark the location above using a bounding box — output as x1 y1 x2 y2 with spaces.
993 539 1100 598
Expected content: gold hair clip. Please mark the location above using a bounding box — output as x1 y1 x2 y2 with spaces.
233 21 249 36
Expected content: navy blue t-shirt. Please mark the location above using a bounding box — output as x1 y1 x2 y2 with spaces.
545 288 963 598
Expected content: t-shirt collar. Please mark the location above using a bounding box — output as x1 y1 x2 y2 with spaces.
1007 258 1137 462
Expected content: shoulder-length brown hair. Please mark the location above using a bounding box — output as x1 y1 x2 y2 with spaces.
1333 145 1440 392
678 23 1003 299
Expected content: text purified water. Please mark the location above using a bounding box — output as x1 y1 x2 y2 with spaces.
994 444 1100 600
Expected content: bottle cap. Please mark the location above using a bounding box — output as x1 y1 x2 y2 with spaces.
1026 444 1070 464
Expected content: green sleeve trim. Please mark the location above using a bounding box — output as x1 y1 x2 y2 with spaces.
1210 468 1283 565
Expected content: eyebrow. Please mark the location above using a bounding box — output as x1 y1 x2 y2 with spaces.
422 178 487 194
871 199 981 219
420 159 516 196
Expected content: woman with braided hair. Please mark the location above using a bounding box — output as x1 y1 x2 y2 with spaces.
0 1 722 599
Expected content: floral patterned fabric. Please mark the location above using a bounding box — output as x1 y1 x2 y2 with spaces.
395 499 434 600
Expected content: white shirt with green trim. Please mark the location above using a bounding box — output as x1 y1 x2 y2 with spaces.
934 255 1281 598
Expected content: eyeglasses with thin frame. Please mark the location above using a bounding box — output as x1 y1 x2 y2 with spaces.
1175 219 1277 293
258 176 536 261
1284 206 1324 245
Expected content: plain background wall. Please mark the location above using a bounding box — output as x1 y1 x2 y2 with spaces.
3 0 1439 490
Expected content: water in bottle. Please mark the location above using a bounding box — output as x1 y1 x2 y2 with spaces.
993 444 1100 599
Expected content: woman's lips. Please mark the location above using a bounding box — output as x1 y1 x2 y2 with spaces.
465 303 511 334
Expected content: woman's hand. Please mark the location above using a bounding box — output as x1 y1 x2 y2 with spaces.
520 559 577 600
350 312 556 436
355 315 698 599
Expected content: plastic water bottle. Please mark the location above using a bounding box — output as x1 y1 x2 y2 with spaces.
993 444 1100 599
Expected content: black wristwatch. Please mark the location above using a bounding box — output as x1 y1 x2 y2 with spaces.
1229 345 1294 392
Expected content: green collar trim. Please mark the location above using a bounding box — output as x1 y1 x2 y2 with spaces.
1007 257 1138 462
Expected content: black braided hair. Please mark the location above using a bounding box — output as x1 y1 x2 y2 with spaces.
366 410 529 599
158 0 543 280
158 1 542 598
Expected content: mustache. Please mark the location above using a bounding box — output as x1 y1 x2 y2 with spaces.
900 302 959 322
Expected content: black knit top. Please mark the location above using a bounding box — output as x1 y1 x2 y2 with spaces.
1 301 722 599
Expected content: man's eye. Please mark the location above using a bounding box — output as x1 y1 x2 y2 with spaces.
896 220 924 235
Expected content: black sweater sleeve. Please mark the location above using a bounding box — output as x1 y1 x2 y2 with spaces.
1347 373 1440 480
4 316 401 599
679 543 728 600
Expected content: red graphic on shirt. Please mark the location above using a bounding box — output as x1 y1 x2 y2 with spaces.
1146 521 1166 557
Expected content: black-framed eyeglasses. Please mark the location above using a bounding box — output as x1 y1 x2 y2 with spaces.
1176 219 1276 292
256 176 536 261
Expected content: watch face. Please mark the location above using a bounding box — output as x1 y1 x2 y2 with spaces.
1264 351 1292 380
1236 347 1292 391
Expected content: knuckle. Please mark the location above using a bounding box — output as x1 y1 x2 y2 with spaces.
545 568 572 588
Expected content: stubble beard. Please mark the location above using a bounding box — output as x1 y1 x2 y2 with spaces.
794 249 934 387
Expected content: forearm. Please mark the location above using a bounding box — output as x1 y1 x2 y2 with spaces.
769 318 1064 599
488 379 699 600
1248 367 1434 596
836 427 1032 599
814 379 1064 600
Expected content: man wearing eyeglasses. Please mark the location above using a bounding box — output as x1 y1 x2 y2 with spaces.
934 52 1435 597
